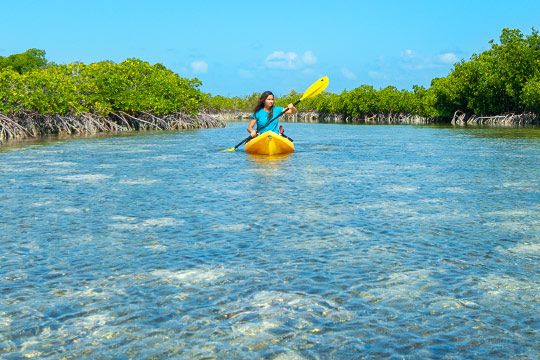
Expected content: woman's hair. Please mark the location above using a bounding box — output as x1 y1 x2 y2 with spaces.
253 91 274 121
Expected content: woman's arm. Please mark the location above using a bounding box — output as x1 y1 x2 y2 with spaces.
247 118 257 137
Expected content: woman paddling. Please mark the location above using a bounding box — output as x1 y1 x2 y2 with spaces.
247 91 297 138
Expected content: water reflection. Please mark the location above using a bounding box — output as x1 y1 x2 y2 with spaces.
247 153 293 165
448 126 540 139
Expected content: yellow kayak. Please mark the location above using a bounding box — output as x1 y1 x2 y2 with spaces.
245 131 294 155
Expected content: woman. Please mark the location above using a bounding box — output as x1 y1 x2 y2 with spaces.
247 91 297 138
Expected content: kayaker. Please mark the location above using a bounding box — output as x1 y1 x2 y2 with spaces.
247 91 297 138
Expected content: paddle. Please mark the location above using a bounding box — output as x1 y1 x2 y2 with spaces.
221 76 329 152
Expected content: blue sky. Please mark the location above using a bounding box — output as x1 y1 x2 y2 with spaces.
1 0 539 97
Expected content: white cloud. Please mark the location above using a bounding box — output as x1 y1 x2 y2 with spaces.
190 60 208 73
265 51 300 69
341 67 357 80
399 51 459 71
264 50 317 70
401 49 415 58
438 52 458 64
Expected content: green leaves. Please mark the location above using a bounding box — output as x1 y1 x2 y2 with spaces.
0 49 48 74
431 28 540 116
0 54 204 116
522 74 540 113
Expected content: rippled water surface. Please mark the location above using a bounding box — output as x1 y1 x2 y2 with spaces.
1 123 539 359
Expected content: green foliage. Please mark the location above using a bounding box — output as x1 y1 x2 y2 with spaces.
0 69 23 113
0 53 204 116
204 94 251 112
431 28 540 115
0 49 48 74
79 59 204 115
521 74 540 113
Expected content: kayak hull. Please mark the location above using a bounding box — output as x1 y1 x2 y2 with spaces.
245 131 294 155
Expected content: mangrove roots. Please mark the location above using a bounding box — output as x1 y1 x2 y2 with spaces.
0 112 225 144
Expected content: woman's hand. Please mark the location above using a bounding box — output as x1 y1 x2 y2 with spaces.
286 103 297 114
250 130 257 137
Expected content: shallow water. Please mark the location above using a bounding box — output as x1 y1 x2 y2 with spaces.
1 123 539 359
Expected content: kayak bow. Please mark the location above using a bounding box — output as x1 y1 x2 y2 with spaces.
245 131 294 155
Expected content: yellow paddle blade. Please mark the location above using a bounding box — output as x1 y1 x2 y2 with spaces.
220 147 236 152
299 76 329 101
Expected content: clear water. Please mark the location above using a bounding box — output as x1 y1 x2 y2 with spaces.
1 122 539 359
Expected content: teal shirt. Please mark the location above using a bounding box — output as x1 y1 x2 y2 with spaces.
251 106 284 134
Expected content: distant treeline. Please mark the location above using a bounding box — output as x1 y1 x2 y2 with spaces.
207 28 540 119
1 28 539 120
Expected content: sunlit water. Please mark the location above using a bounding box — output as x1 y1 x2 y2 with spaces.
1 122 539 359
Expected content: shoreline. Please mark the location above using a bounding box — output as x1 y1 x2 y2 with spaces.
215 111 540 127
0 112 226 145
281 111 540 127
1 110 539 146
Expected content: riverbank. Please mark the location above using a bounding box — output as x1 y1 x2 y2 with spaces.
450 111 539 127
284 111 540 127
2 110 538 145
0 112 226 145
218 111 540 127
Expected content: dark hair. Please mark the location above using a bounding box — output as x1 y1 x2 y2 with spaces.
253 91 274 121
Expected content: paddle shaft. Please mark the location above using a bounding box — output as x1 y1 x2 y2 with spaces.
233 99 301 150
